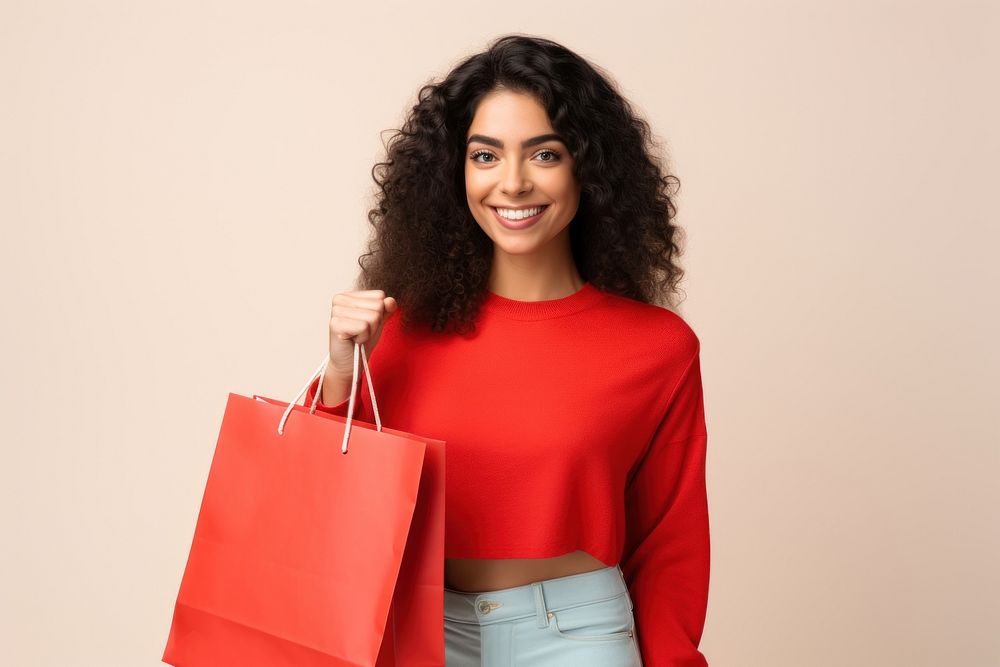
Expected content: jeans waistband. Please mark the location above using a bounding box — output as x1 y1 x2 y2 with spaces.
443 564 630 628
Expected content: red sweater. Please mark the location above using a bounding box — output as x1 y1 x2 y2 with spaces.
304 281 710 666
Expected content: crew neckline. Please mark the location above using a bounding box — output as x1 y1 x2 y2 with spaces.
482 281 608 320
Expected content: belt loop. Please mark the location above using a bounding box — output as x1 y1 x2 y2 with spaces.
531 582 549 628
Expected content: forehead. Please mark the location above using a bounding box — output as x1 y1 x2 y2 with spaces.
467 90 555 137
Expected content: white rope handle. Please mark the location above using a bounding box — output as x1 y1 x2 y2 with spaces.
277 341 383 454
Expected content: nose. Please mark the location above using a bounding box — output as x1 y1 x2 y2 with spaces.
499 160 532 197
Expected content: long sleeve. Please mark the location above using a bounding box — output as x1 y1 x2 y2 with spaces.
621 343 710 667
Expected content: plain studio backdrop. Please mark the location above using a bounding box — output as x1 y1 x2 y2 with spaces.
1 1 997 665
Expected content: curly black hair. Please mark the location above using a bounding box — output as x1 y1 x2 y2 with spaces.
350 33 688 336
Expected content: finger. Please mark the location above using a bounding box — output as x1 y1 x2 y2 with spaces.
330 316 373 341
331 303 383 320
331 290 386 310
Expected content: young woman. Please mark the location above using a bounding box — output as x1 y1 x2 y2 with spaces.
305 34 710 667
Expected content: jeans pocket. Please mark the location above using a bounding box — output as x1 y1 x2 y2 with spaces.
546 592 635 642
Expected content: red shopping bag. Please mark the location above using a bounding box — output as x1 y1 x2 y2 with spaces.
162 342 445 666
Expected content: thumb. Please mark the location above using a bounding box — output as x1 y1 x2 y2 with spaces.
384 296 399 314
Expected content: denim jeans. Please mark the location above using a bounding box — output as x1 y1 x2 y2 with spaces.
443 563 644 666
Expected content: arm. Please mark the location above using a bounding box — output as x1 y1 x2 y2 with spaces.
621 345 710 667
303 362 374 423
320 361 356 408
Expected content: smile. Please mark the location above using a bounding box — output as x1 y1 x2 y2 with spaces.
491 205 549 230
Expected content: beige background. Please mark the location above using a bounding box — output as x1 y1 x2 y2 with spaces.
2 1 997 665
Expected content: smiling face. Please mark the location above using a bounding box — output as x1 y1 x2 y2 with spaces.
464 89 581 261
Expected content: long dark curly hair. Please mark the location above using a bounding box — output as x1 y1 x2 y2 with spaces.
350 33 688 335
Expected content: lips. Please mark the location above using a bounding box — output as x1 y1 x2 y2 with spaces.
490 205 549 230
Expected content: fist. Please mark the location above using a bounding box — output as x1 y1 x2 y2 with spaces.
328 289 398 378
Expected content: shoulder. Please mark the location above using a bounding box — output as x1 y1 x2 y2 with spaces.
379 302 434 346
596 289 701 361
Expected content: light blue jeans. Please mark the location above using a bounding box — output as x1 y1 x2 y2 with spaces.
443 563 644 666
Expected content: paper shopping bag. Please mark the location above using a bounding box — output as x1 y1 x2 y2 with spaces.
253 395 446 666
162 343 446 667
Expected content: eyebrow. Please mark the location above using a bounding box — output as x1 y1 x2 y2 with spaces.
466 133 565 149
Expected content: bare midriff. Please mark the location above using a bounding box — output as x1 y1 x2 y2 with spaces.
444 550 610 593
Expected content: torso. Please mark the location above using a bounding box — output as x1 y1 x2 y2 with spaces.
444 550 609 592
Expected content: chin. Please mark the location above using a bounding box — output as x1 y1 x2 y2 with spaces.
492 234 550 256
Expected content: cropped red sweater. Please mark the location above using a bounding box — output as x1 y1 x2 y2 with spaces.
304 281 710 666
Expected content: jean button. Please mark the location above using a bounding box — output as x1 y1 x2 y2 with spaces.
477 599 502 614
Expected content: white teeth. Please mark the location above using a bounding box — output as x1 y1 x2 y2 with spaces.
494 206 545 220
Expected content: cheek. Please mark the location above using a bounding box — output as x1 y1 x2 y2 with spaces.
465 177 488 206
539 167 576 196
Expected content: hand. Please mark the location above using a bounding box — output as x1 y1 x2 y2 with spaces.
327 289 398 378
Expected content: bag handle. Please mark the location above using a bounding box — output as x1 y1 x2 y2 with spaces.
277 342 383 454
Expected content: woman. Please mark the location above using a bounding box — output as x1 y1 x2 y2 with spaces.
305 34 710 667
